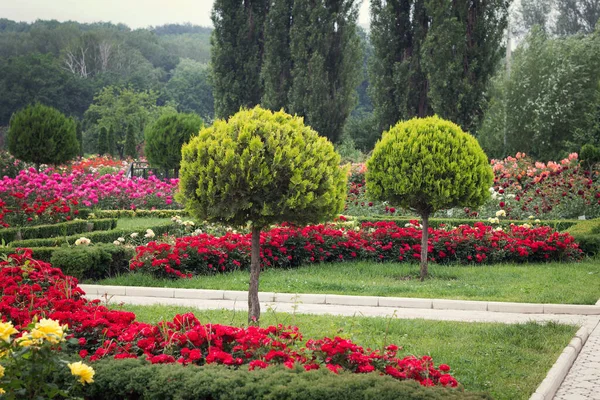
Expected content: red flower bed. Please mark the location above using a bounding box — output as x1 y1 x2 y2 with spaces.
0 250 458 388
131 221 582 278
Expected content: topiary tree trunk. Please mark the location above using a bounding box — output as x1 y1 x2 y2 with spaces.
419 211 430 282
248 226 262 324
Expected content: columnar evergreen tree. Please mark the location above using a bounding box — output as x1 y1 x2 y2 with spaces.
177 107 347 324
124 124 136 158
211 0 269 119
366 116 492 280
107 126 116 157
261 0 293 111
287 0 362 143
369 0 509 134
75 119 83 157
7 103 79 170
97 126 108 155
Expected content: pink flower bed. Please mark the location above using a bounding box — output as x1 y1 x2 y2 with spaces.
0 249 458 387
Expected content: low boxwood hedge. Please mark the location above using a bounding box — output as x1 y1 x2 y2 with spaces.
50 243 135 280
0 246 56 262
93 209 187 219
349 216 579 231
8 223 173 248
66 359 490 400
0 218 117 244
566 219 600 256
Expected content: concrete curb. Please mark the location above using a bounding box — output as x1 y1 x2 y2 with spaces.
78 284 600 315
529 327 590 400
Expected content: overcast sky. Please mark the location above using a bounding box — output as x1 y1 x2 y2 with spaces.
1 0 370 29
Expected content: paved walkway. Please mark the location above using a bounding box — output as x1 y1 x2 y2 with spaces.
85 290 600 400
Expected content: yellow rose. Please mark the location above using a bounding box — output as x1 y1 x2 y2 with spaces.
0 387 5 394
33 319 67 344
17 334 39 348
0 321 18 343
68 361 95 385
0 364 4 378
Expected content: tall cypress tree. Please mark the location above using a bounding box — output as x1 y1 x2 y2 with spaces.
211 0 269 119
261 0 294 111
369 0 509 134
124 124 137 159
287 0 362 143
97 126 108 155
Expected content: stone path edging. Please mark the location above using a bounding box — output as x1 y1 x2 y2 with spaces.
529 326 590 400
79 284 600 316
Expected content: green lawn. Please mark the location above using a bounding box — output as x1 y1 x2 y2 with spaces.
115 218 172 230
96 260 600 304
118 304 576 400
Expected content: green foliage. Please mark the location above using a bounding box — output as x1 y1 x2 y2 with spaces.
0 53 94 126
0 247 56 262
478 28 600 160
288 0 362 143
124 123 137 158
50 243 134 280
97 126 108 155
343 109 381 152
75 119 83 156
165 58 214 122
261 0 294 111
177 107 348 229
83 86 173 158
0 218 116 245
369 0 509 135
145 112 204 174
367 116 493 214
555 0 600 35
210 0 268 119
566 219 600 256
580 144 600 170
78 358 490 400
7 103 80 167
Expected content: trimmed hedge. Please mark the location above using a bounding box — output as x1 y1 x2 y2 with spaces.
9 223 174 248
350 216 580 231
0 218 117 244
566 219 600 256
93 209 187 219
0 246 56 262
50 244 134 280
69 359 490 400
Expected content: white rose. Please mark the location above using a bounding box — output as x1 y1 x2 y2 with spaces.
145 229 155 238
118 237 125 242
130 232 139 238
113 240 121 245
75 237 91 246
495 210 506 217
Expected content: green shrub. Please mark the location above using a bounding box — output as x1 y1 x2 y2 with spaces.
367 116 493 280
9 223 173 248
7 103 80 168
0 218 117 244
50 243 134 280
177 106 348 323
73 359 490 400
145 112 204 177
566 219 600 256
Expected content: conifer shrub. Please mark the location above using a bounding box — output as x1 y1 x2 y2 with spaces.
367 116 493 280
177 106 347 323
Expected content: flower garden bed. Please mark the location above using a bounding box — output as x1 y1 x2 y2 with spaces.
131 221 582 279
0 250 459 389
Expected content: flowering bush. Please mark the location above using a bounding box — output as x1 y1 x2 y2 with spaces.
63 155 128 175
131 221 582 278
0 250 458 388
0 316 94 398
0 168 179 227
345 153 600 220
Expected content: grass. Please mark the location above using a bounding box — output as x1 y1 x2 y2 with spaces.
115 218 172 230
96 260 600 304
116 304 577 400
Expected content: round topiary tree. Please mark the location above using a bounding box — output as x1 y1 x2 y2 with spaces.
177 106 348 323
7 103 79 170
145 112 204 178
366 116 493 280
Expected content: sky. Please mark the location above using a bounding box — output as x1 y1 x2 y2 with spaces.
1 0 371 29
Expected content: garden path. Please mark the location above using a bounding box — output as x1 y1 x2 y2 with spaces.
82 287 600 400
